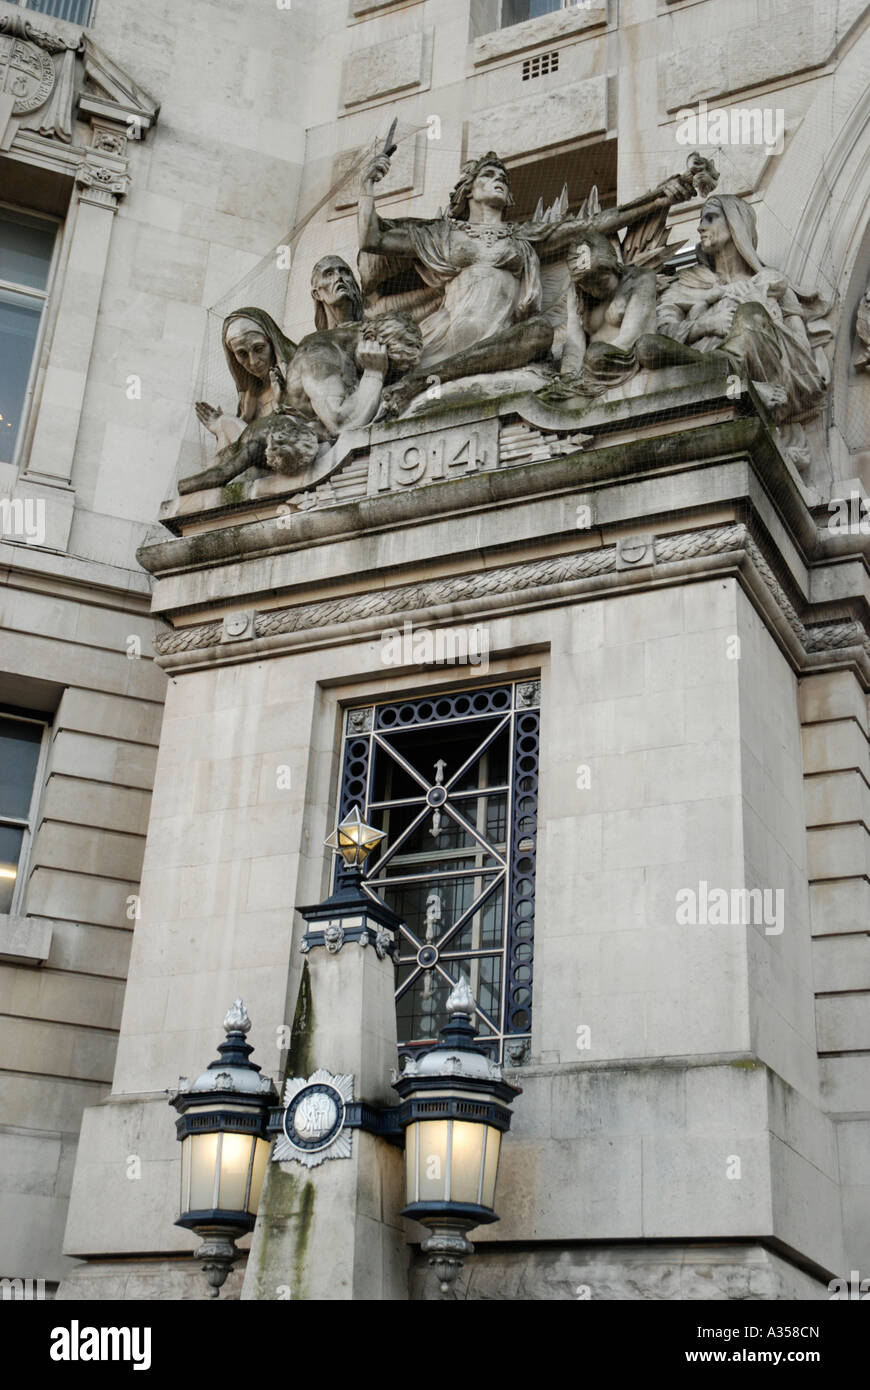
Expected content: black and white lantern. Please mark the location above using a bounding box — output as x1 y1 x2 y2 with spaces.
393 976 521 1294
170 999 278 1297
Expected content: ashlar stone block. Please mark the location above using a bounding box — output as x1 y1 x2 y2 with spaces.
342 30 428 107
468 75 607 160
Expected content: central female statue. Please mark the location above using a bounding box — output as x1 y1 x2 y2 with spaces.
359 151 556 412
359 148 694 415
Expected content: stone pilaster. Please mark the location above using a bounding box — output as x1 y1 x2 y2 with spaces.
241 941 409 1301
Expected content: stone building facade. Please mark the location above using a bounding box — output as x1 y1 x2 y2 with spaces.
1 0 869 1300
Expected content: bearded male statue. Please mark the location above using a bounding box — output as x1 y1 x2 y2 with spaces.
178 259 419 495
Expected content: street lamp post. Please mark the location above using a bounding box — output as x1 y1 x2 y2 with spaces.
393 975 522 1295
171 813 522 1300
170 999 278 1297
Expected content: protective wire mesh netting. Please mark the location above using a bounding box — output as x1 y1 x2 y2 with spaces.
175 121 425 486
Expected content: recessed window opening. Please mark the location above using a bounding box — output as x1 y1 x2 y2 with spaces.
0 708 50 917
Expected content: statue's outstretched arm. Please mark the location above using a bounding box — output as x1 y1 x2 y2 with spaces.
358 152 418 258
531 179 685 254
593 177 692 236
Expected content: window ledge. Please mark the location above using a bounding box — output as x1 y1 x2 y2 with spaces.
0 913 53 965
472 3 608 67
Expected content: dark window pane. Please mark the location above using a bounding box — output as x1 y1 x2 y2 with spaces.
0 823 24 914
0 717 43 820
0 210 56 293
388 874 487 948
372 718 506 798
449 882 505 952
0 289 42 460
396 964 452 1044
502 0 564 27
27 0 93 25
381 808 501 865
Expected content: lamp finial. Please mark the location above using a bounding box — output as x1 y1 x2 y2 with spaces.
446 974 475 1018
224 998 251 1035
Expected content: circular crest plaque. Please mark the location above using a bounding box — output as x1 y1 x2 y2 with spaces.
284 1082 345 1153
273 1068 354 1169
0 37 55 116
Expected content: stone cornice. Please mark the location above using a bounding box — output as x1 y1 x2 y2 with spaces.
0 538 154 611
143 385 870 681
141 412 817 578
152 520 870 686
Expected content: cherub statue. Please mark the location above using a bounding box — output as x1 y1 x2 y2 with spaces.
358 146 702 417
553 154 719 397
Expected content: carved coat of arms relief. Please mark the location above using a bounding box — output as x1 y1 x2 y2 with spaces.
0 35 55 115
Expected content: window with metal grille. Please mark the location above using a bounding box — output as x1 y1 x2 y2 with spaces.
336 681 540 1065
15 0 94 25
0 708 49 916
522 51 560 80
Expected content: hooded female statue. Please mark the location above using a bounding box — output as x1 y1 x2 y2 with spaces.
647 195 827 430
194 307 297 454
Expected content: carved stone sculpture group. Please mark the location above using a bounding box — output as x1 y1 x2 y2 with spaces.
179 134 831 497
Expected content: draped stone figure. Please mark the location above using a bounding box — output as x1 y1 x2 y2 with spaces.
267 311 423 459
637 195 828 444
194 307 297 457
557 233 658 397
179 260 418 496
179 308 422 496
358 148 698 416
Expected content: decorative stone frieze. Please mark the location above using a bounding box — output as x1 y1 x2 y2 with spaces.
0 9 78 143
148 499 870 691
0 13 158 151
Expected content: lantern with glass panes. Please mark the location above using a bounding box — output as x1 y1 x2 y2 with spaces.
298 806 401 955
170 999 278 1296
392 974 521 1294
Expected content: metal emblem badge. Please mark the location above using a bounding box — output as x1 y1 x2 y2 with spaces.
0 37 55 116
272 1068 354 1169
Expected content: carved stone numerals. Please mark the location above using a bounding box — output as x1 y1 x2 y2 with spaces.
368 424 498 495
